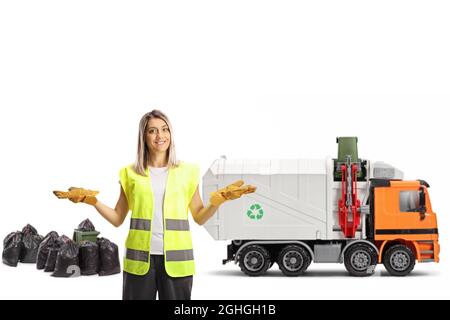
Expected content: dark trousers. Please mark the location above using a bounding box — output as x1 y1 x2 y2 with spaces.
122 255 193 300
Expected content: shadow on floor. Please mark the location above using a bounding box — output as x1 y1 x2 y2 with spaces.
205 268 436 278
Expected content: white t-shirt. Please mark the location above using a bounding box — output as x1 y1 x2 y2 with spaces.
149 166 168 255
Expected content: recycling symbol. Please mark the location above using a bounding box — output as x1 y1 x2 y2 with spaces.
247 204 264 220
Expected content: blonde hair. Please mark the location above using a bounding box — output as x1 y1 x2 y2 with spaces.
133 110 178 176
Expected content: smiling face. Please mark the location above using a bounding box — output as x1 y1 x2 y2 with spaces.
145 117 171 155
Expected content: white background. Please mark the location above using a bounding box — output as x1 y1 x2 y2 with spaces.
0 0 449 300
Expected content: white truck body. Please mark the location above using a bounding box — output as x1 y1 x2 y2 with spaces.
202 158 403 241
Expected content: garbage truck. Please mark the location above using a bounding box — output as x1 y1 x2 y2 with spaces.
202 137 440 276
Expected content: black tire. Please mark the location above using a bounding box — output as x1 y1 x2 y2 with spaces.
278 245 311 276
344 243 378 277
238 245 271 276
383 244 416 276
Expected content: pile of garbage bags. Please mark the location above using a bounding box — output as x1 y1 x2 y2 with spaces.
2 219 121 278
2 224 43 267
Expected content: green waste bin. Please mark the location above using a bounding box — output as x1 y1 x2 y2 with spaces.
336 136 359 163
334 136 366 181
73 229 100 245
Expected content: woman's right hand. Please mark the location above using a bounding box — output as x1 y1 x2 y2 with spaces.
53 187 99 205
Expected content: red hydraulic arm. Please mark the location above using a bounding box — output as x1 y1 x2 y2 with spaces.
338 163 361 238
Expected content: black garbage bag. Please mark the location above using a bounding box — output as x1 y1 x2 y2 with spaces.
52 240 80 278
22 224 38 235
37 231 59 270
44 248 58 272
77 219 96 232
44 235 71 272
20 224 43 263
79 241 99 275
2 231 23 267
97 238 121 276
57 235 72 245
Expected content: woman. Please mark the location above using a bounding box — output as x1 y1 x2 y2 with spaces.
55 110 256 300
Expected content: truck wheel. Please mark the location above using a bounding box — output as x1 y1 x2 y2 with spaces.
238 245 271 276
383 244 415 276
278 245 311 276
344 243 378 277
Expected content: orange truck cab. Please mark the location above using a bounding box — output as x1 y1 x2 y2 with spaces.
370 179 440 276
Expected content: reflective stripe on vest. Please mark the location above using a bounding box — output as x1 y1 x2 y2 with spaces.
166 249 194 262
127 248 193 262
165 219 190 231
130 218 151 231
126 248 149 262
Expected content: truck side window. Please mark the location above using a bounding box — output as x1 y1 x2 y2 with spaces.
399 191 420 212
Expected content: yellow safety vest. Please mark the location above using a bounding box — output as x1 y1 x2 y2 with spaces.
119 162 199 277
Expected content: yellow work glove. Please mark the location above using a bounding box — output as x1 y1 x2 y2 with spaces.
210 180 256 207
53 187 99 205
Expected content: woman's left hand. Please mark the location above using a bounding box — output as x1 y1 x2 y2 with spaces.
210 180 256 207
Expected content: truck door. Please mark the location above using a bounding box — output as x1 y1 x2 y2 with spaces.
374 182 438 241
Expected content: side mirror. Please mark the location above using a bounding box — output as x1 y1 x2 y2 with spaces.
419 187 426 220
